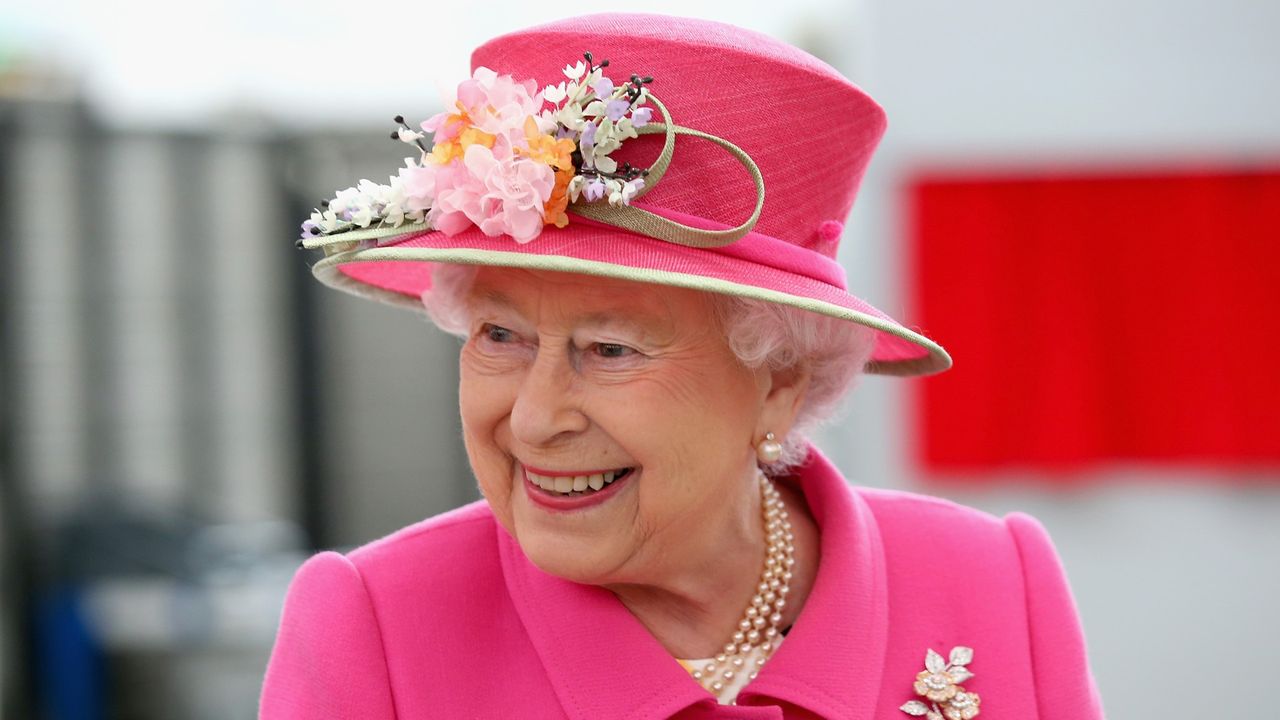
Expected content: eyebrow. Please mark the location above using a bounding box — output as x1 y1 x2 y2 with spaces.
473 289 516 310
470 289 665 339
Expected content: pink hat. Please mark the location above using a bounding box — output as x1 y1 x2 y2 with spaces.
298 13 951 376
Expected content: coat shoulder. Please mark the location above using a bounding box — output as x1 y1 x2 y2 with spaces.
855 486 1067 582
855 487 1103 720
856 486 1013 552
343 499 503 602
346 499 496 565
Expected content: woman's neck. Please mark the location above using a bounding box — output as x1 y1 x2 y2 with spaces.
605 475 821 659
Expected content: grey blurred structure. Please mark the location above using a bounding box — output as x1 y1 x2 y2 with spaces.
0 84 470 718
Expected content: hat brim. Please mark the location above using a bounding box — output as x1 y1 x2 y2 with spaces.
307 223 952 377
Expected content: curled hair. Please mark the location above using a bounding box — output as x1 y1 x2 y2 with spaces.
422 263 876 475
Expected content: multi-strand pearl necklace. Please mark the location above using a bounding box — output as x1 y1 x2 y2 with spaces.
690 469 795 697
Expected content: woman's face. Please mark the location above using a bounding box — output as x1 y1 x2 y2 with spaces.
457 267 800 586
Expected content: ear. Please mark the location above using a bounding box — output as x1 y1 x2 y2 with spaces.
755 361 811 441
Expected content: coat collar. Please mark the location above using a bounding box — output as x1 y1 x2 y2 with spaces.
497 443 889 719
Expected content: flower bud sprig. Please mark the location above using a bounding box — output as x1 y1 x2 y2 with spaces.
390 115 431 156
541 51 655 208
299 169 428 242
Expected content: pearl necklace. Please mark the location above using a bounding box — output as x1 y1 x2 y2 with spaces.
690 469 795 697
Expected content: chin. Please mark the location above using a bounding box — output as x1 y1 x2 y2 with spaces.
514 527 620 585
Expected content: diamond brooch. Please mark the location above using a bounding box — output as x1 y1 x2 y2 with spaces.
899 646 981 720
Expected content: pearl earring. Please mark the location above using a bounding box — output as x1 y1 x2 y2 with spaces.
756 432 783 464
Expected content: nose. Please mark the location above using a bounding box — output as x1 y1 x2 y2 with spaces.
508 340 590 447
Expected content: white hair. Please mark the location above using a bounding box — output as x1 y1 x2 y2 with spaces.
421 263 877 475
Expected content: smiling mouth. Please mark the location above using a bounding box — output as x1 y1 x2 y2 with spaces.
524 467 634 496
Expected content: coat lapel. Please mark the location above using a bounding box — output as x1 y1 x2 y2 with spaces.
498 442 889 719
735 444 890 718
497 525 716 719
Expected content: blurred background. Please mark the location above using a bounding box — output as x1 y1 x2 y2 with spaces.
1 1 1277 718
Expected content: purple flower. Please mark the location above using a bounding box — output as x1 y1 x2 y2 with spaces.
605 99 630 121
579 121 597 155
300 219 318 238
631 106 653 127
592 76 614 98
584 179 606 202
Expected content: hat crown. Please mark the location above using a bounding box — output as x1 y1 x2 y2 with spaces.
472 13 887 259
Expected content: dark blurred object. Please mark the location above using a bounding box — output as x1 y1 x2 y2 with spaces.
32 489 306 720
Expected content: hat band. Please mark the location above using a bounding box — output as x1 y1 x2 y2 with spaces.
569 201 847 289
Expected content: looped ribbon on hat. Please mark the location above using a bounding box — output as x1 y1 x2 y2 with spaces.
568 92 766 249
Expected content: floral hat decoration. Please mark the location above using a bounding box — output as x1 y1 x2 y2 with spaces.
296 13 951 377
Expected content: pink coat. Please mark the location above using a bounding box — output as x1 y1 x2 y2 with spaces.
260 446 1104 719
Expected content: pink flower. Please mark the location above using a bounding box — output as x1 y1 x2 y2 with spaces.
424 67 550 159
426 160 486 236
397 160 440 214
428 145 554 244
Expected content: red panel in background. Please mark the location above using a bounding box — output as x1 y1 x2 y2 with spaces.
908 168 1280 474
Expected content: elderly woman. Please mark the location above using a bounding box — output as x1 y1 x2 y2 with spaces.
261 13 1103 720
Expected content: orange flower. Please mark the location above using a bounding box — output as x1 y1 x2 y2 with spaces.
430 126 496 164
543 166 575 228
428 103 496 164
517 116 576 171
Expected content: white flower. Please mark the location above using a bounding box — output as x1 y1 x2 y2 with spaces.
350 206 374 227
622 177 644 203
396 128 423 143
319 209 342 233
542 82 567 105
553 104 585 131
381 175 411 226
614 117 638 140
328 186 357 215
562 61 586 81
593 119 623 156
605 178 643 207
533 111 558 136
568 174 586 202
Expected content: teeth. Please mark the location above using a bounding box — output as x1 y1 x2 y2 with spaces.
526 467 631 495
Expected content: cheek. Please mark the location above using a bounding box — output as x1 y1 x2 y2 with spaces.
627 359 760 440
458 361 519 516
607 362 759 499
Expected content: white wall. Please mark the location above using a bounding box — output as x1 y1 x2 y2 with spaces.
810 2 1280 717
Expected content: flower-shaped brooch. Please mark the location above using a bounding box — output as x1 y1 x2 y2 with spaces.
899 646 981 720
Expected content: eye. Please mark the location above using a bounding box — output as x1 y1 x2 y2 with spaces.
594 342 636 358
482 323 515 343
